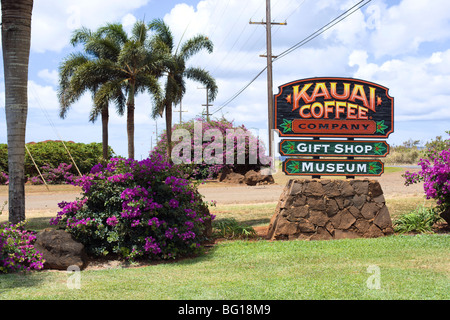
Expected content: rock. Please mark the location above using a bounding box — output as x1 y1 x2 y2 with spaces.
222 172 245 184
267 179 393 241
244 170 274 186
218 166 232 182
373 206 393 230
34 228 87 270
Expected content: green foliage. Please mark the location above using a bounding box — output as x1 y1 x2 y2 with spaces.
0 221 45 273
422 130 450 160
213 218 257 239
51 155 213 261
0 141 114 177
393 205 443 234
384 139 421 165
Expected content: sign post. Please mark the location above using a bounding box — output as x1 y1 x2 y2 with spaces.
274 77 394 177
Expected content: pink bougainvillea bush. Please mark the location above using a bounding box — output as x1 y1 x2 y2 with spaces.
0 222 45 273
404 138 450 224
51 154 214 261
152 118 271 179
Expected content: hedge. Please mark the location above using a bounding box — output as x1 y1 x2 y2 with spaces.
0 141 114 177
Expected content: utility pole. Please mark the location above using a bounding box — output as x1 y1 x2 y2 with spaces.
199 87 212 121
174 99 188 124
250 0 286 158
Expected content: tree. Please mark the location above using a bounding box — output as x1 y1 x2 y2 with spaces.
94 21 163 159
58 26 125 160
149 19 217 160
59 21 162 160
1 0 34 224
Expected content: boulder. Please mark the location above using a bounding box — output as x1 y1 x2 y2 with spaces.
34 228 87 270
244 170 275 186
267 179 393 241
223 172 245 184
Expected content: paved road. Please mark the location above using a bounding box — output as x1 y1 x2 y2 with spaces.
0 169 424 211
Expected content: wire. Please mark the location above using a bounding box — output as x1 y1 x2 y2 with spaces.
274 0 371 62
212 0 371 115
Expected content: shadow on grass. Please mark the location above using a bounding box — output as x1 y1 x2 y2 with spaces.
0 270 51 293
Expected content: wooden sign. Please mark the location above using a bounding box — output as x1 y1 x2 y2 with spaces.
274 77 394 138
279 139 389 157
282 159 384 176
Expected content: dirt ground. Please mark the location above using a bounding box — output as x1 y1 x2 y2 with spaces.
0 167 424 212
199 168 425 205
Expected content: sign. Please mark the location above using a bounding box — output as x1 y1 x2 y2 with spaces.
282 159 384 176
279 139 389 157
274 77 394 138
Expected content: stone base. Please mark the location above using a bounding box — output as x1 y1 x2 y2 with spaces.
267 179 394 241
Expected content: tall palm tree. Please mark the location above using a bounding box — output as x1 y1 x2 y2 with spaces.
93 21 163 159
149 19 218 160
1 0 34 224
59 21 162 160
58 27 125 160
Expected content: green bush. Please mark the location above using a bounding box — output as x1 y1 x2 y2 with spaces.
213 218 257 239
393 205 442 234
50 154 214 261
0 141 114 177
0 220 45 273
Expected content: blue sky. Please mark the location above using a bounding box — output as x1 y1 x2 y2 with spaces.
1 0 450 159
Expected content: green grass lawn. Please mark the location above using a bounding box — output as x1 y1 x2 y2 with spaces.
1 180 448 300
1 234 448 300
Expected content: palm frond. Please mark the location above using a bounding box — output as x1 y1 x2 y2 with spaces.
148 18 174 53
70 27 93 46
179 35 213 61
131 20 148 44
184 67 218 101
97 23 129 46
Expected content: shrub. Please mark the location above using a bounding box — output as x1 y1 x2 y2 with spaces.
28 163 74 185
421 131 450 160
384 139 421 165
393 205 442 234
152 117 271 180
213 218 257 239
0 141 114 177
0 172 8 185
404 135 450 224
50 154 214 261
0 221 45 273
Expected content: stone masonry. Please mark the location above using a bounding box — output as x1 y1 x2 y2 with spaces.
267 179 394 240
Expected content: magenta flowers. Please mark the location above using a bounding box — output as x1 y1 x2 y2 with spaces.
51 153 213 261
404 145 450 224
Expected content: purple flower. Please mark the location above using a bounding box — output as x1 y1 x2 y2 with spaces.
106 216 119 227
169 199 179 208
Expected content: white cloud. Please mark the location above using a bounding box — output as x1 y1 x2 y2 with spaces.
30 0 150 53
37 69 59 86
368 0 450 58
350 49 450 121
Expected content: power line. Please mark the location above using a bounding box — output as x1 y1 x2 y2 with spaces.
212 0 371 115
274 0 371 62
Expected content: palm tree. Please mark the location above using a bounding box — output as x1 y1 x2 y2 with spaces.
59 21 162 160
1 0 34 224
93 21 163 159
149 19 218 160
58 27 125 160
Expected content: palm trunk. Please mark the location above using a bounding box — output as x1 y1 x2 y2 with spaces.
1 0 34 224
127 82 135 159
165 100 173 161
101 106 109 160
